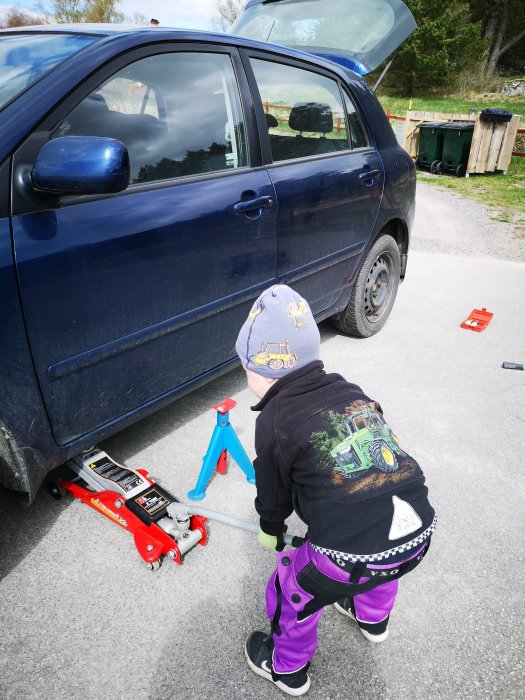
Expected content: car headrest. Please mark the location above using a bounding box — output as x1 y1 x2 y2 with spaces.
67 93 110 133
265 113 278 129
288 102 333 134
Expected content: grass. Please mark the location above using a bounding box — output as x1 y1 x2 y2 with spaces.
377 93 525 118
376 92 525 228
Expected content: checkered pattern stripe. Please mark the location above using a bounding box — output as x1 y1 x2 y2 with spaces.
311 515 437 563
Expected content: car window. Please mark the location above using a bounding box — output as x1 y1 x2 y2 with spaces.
0 33 96 111
250 58 349 162
53 52 249 184
234 0 416 75
343 90 369 149
98 78 159 119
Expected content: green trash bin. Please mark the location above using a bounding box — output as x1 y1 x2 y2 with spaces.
440 121 474 177
415 121 446 173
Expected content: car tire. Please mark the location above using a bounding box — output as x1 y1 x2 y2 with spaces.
332 234 401 338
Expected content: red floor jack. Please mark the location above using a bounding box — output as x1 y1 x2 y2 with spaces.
58 448 208 570
56 400 302 568
57 447 304 568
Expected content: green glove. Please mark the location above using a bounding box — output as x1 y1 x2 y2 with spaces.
258 529 278 550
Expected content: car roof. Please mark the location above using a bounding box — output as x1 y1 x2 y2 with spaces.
0 24 216 37
0 23 366 81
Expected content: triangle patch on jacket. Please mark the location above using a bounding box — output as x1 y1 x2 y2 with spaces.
388 496 423 540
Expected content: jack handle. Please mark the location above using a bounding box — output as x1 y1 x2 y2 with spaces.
168 502 304 548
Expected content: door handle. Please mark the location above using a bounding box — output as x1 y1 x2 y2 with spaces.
234 195 273 214
359 169 381 182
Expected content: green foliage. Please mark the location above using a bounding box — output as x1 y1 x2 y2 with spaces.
38 0 124 24
378 93 525 115
84 0 124 23
387 0 487 95
310 411 348 470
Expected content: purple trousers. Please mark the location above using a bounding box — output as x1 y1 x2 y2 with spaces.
266 541 425 674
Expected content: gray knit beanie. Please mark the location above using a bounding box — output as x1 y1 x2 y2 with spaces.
236 284 320 379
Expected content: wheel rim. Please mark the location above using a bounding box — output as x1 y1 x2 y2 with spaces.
364 253 394 322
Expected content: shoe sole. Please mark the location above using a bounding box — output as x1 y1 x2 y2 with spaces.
244 643 311 697
333 602 389 643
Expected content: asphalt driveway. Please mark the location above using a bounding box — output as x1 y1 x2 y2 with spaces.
1 182 524 700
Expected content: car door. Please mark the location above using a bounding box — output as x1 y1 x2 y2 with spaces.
246 55 383 314
11 46 277 446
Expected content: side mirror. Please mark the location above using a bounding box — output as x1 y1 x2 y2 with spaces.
32 136 130 196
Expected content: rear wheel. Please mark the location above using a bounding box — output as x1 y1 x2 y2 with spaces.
369 440 398 473
332 235 401 338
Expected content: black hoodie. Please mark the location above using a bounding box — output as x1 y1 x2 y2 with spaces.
251 361 436 559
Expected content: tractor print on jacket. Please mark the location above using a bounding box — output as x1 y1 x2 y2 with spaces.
310 400 421 497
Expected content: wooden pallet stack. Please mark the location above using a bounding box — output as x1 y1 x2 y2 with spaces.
402 110 521 176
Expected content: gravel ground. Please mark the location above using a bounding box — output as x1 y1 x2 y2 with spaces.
1 180 524 700
412 181 525 261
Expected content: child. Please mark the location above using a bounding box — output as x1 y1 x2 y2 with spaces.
236 284 436 697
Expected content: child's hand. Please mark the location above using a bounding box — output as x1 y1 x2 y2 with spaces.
257 530 279 550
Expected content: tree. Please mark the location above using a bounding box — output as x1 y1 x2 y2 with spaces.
36 0 124 24
84 0 125 23
385 0 486 95
0 7 45 28
129 12 149 25
472 0 525 74
212 0 244 32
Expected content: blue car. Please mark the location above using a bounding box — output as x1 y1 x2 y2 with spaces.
0 0 416 501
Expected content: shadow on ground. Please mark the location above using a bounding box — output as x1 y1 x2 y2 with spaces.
0 320 340 582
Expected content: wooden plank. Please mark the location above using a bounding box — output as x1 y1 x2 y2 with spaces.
467 116 483 174
486 122 507 172
497 115 521 171
403 111 425 156
475 121 495 173
402 110 480 164
401 110 415 152
402 117 413 154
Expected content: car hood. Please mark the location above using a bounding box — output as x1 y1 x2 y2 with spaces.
232 0 416 75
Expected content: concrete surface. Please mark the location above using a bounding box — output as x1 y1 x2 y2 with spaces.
1 182 524 700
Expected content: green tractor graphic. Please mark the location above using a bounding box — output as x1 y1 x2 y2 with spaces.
330 408 401 480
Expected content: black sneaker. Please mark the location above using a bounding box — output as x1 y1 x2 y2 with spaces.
244 631 311 697
333 598 390 642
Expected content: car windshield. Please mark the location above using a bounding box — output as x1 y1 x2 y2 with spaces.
0 33 97 111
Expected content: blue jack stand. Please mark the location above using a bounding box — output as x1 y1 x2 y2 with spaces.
187 398 255 501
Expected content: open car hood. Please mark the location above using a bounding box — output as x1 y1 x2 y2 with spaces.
233 0 416 75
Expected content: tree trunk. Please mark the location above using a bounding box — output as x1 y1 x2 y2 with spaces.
486 0 508 73
483 0 506 41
